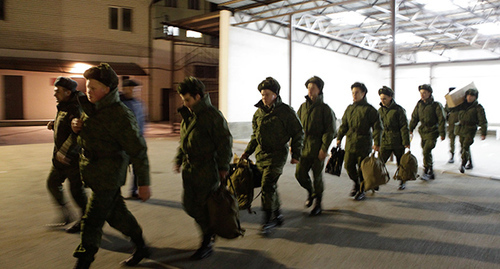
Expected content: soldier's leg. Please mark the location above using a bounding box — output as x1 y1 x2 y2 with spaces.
422 138 437 179
67 166 88 213
379 147 393 164
311 157 325 197
74 189 118 264
260 165 283 212
46 166 72 225
392 147 406 190
354 151 369 201
295 157 314 207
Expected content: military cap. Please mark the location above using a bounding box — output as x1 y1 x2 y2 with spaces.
378 86 394 97
258 77 280 95
418 84 433 93
465 88 478 98
83 63 119 90
54 77 78 92
305 76 324 93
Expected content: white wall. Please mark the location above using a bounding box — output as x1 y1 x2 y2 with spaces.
226 27 384 123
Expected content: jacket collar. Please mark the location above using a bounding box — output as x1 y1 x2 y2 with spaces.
305 93 324 105
380 99 396 109
177 93 212 120
94 87 120 111
419 95 434 105
353 95 368 106
255 95 283 112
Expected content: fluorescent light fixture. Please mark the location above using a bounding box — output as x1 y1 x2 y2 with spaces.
186 30 202 38
417 0 457 12
70 63 92 74
386 32 425 44
327 11 374 26
472 22 500 35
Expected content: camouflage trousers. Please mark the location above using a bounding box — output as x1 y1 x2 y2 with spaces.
420 136 437 169
73 189 144 262
379 147 405 166
448 123 458 154
46 165 87 212
258 164 284 211
459 135 475 164
344 148 371 190
295 157 325 197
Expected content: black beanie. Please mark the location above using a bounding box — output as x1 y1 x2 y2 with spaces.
418 84 433 93
177 76 206 96
305 76 324 93
465 88 478 98
258 77 280 95
122 79 139 87
378 86 394 97
54 77 78 92
83 63 119 90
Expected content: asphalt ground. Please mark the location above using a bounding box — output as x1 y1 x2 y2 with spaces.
0 124 499 269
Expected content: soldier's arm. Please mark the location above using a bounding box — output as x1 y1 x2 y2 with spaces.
409 104 419 133
337 106 350 143
371 107 383 147
212 111 233 172
243 113 259 157
288 109 304 161
436 103 446 138
477 105 488 137
399 107 410 146
321 106 336 153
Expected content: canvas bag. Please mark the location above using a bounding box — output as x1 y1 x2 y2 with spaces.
394 150 419 181
360 152 390 191
325 146 345 176
207 184 245 239
227 154 261 213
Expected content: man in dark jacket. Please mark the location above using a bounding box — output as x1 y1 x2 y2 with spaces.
456 88 487 173
71 63 151 269
46 77 88 233
337 82 382 201
120 79 146 199
295 76 336 216
378 86 410 190
174 77 233 260
241 77 304 235
444 87 459 163
409 84 446 180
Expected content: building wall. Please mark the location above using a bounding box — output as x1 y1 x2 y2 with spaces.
0 0 150 57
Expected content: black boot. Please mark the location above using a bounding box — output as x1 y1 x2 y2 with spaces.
273 209 284 226
398 181 406 190
190 233 214 260
421 167 429 181
349 183 359 197
448 153 454 163
73 258 92 269
427 167 435 180
465 157 473 170
261 210 275 236
310 195 322 216
354 185 365 201
460 159 466 173
122 237 151 266
304 191 314 208
66 219 81 234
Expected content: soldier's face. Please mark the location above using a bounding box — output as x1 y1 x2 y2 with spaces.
120 86 135 99
352 87 365 102
307 83 320 101
86 79 110 104
261 89 277 107
379 94 392 107
53 86 71 103
466 94 476 103
419 89 431 102
180 93 201 111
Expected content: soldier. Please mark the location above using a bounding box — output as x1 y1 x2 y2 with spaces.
46 77 88 233
444 87 459 163
295 76 336 216
377 86 410 190
241 77 304 235
409 84 446 181
119 79 146 199
337 82 382 201
456 88 487 173
174 77 233 260
71 63 151 269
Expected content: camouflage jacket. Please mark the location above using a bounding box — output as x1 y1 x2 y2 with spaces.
175 94 233 172
77 88 150 190
244 95 304 166
456 100 487 137
444 103 460 124
378 99 410 149
409 96 446 139
297 94 337 158
51 91 84 169
337 96 382 152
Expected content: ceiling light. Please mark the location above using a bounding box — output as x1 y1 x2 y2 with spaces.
386 32 425 44
327 11 374 26
417 0 458 12
70 63 92 74
472 22 500 36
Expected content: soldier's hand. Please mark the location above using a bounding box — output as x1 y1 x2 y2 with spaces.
481 135 486 140
405 145 410 149
55 151 71 166
71 118 83 133
240 152 249 160
219 170 228 180
47 121 54 130
318 149 327 161
440 136 445 141
173 164 181 173
337 140 341 147
372 145 380 152
291 158 299 164
138 186 151 202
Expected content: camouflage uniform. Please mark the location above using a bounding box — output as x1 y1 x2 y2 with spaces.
175 93 233 235
73 88 150 262
445 104 460 158
456 99 487 167
244 95 304 212
378 99 410 166
409 96 446 172
337 96 382 191
47 90 87 217
295 94 336 199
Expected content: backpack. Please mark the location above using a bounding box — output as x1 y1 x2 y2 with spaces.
325 146 345 176
360 152 390 191
227 154 261 213
394 150 419 181
207 184 245 239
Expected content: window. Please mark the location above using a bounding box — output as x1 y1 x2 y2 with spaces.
109 7 132 32
188 0 199 10
165 0 177 8
0 0 5 20
163 25 179 36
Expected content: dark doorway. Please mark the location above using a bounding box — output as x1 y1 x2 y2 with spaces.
4 75 24 119
162 88 171 121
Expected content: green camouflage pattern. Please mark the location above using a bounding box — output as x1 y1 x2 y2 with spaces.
409 96 446 140
445 104 460 154
456 100 488 163
378 99 410 150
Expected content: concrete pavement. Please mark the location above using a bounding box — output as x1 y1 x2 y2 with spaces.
0 124 499 268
